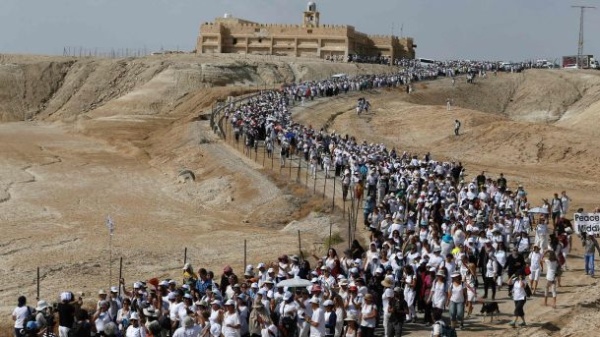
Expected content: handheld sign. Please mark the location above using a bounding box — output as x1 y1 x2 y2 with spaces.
573 213 600 235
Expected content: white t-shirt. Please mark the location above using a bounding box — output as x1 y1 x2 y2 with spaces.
209 308 220 324
173 325 202 337
429 255 444 269
495 250 507 268
536 223 548 235
529 251 542 270
449 283 464 303
431 281 446 309
12 306 29 329
223 312 241 337
95 311 112 333
512 279 526 301
170 302 183 321
126 325 147 337
360 304 376 328
381 288 394 312
310 307 326 337
545 259 558 281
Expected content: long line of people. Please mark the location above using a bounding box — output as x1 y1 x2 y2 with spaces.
12 60 586 337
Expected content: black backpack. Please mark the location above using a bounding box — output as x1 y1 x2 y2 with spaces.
22 306 36 329
68 321 91 337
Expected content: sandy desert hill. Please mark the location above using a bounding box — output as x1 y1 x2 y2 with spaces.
1 54 600 336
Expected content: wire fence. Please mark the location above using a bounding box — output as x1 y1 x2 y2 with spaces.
210 94 365 249
61 46 191 58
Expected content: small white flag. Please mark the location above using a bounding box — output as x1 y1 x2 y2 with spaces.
105 216 115 236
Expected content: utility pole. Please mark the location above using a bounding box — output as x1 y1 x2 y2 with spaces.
572 5 596 68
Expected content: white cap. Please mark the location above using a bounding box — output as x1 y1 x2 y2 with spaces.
130 312 140 320
323 300 334 306
310 297 320 304
225 299 235 306
60 292 72 301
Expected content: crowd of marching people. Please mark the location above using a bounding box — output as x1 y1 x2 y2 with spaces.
13 194 589 337
12 61 596 337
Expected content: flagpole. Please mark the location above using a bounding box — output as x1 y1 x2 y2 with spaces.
106 216 115 289
109 233 112 288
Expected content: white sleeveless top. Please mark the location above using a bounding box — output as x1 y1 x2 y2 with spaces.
449 283 464 303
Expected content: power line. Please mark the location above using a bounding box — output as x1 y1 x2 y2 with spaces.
572 5 596 68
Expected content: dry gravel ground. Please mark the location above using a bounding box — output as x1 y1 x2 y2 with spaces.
1 53 600 337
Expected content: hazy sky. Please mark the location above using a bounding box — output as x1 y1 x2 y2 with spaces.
2 0 599 61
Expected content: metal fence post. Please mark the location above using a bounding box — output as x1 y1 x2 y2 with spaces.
305 159 309 185
332 177 336 209
323 174 327 199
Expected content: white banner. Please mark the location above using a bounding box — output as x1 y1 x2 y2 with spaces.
573 213 600 234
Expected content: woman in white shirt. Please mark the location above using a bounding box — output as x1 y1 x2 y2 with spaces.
446 272 466 329
359 294 377 337
402 266 417 323
333 296 345 337
325 248 341 276
126 313 146 337
528 245 543 294
507 271 527 327
222 300 241 337
428 270 447 319
116 298 132 332
464 263 478 319
494 242 507 289
544 250 559 309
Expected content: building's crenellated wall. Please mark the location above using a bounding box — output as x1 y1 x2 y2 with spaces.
196 7 415 60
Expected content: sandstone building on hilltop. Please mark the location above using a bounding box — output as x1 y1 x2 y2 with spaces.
196 2 415 61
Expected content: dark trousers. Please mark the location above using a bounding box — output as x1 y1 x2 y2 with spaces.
424 301 433 323
514 299 526 317
432 307 444 322
342 185 349 200
387 321 403 337
360 326 374 337
483 276 496 299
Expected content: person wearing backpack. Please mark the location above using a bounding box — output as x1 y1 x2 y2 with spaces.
69 309 92 337
431 310 456 337
12 296 32 337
